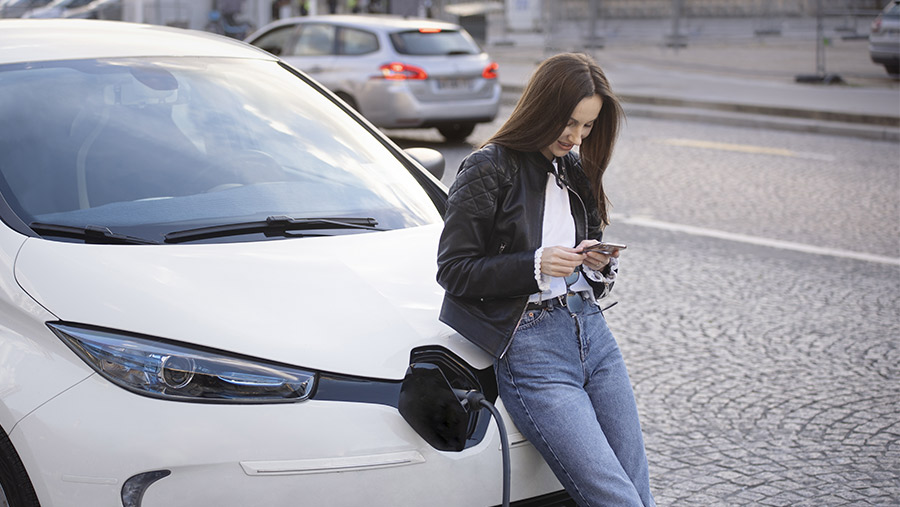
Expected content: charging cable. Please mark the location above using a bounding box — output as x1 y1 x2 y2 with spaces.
454 389 511 507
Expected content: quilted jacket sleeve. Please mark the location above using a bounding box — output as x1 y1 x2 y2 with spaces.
436 149 540 299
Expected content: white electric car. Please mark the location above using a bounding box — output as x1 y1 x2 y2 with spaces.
0 19 572 507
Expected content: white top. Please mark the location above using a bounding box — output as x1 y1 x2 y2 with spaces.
529 160 617 303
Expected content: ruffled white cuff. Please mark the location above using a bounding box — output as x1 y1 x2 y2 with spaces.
534 247 551 292
584 256 618 284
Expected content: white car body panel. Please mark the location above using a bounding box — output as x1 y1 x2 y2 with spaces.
15 224 491 379
0 225 94 431
13 375 562 507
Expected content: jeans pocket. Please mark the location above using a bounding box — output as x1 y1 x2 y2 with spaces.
516 308 547 331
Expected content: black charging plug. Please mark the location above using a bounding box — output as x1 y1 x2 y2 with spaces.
452 388 486 411
452 388 511 507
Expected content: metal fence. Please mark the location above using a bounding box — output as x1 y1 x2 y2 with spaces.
4 0 886 49
453 0 886 50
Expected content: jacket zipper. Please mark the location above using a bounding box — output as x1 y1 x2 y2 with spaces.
499 303 529 359
501 162 584 360
560 160 590 241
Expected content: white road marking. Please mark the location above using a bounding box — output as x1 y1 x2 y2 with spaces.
613 214 900 266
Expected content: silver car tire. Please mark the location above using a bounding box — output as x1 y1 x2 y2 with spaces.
437 122 475 143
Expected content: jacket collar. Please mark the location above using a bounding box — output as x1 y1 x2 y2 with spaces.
522 150 574 189
521 150 561 176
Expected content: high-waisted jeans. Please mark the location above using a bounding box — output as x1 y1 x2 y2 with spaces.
495 299 655 507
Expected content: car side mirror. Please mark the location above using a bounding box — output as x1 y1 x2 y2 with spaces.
404 147 445 180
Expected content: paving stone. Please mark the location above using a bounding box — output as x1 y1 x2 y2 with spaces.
604 222 899 505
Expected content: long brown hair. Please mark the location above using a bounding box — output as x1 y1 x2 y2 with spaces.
487 52 624 226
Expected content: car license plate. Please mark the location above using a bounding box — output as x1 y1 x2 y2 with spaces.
437 78 471 90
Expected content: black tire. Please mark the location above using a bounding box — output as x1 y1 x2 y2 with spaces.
0 428 40 507
437 122 476 143
885 63 899 75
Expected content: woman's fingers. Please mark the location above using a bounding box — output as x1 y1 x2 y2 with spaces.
541 246 584 276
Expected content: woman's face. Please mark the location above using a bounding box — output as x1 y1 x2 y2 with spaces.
541 94 603 160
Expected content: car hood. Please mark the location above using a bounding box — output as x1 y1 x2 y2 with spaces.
14 224 490 379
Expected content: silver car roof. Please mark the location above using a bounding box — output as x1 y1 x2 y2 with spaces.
248 14 465 39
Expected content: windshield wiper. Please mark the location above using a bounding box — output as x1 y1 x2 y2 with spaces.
29 222 159 245
163 215 380 244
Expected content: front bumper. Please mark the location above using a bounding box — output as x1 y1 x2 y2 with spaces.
13 373 567 507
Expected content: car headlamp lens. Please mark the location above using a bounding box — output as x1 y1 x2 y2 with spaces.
49 323 316 403
159 355 195 389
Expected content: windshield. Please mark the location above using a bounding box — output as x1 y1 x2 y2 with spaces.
0 57 442 243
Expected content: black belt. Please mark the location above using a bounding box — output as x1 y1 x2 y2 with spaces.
525 291 591 312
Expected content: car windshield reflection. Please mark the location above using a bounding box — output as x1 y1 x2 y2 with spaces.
0 57 442 243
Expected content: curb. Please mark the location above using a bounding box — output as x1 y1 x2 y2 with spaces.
622 103 900 142
617 94 900 128
500 87 900 142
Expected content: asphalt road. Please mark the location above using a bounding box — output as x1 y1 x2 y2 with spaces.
386 111 900 506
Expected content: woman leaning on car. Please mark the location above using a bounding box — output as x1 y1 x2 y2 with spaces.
436 52 656 506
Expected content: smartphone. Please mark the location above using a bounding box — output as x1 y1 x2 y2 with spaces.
581 242 627 254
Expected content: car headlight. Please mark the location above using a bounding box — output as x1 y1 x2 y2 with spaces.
49 323 316 403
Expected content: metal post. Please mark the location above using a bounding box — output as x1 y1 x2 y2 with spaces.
795 0 844 84
754 0 782 37
135 0 144 23
666 0 687 48
586 0 604 49
815 0 825 75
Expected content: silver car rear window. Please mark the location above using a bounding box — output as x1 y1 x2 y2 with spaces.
389 30 480 56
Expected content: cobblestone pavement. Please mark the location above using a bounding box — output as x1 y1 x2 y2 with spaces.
391 52 899 504
605 223 899 506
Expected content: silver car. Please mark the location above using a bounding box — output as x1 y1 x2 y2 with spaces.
246 14 501 142
869 0 900 75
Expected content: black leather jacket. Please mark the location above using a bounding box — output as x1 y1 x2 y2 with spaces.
436 144 613 358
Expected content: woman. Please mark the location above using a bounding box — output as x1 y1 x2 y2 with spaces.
436 53 655 506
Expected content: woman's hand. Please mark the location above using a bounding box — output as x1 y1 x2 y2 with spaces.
575 240 619 272
540 246 586 277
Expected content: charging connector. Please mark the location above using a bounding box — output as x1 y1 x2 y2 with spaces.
454 389 511 507
398 360 510 505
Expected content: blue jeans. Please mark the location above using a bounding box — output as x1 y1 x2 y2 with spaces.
495 299 655 507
